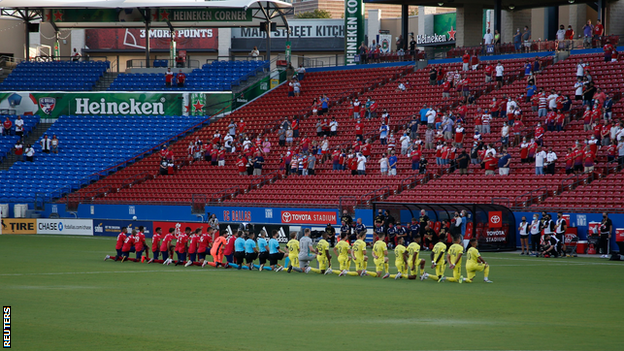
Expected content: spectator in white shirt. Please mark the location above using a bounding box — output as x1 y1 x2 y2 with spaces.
576 59 587 78
356 153 367 175
535 147 547 175
329 118 338 136
545 147 557 174
25 144 35 162
501 122 510 146
224 134 234 153
426 108 436 129
481 110 492 134
400 132 411 155
556 25 566 42
40 134 51 153
547 90 558 110
14 116 24 137
51 134 59 154
483 29 494 46
574 78 585 101
495 61 504 88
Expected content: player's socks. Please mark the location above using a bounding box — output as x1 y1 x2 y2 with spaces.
427 274 440 281
365 271 377 277
284 257 290 267
346 271 359 276
484 265 490 279
292 267 304 273
384 263 389 274
446 276 459 282
153 259 164 264
127 258 137 262
333 269 342 275
206 262 217 268
309 268 322 274
192 262 202 266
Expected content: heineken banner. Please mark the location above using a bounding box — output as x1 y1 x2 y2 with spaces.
344 0 365 65
0 92 232 119
417 12 457 47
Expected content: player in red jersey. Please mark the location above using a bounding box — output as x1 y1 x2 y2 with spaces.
185 228 201 267
134 226 148 262
105 227 128 261
198 228 214 267
147 227 162 263
207 231 227 268
160 228 176 265
120 230 136 262
174 227 190 266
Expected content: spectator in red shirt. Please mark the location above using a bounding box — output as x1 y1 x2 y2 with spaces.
603 40 615 62
583 145 595 173
484 63 494 83
176 70 186 87
483 154 497 175
165 68 173 87
462 51 470 71
2 117 12 136
593 19 604 47
354 119 363 141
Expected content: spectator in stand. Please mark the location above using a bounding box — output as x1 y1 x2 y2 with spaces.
583 81 596 108
582 20 593 48
526 77 537 103
396 81 407 92
217 146 226 166
576 59 588 79
484 62 494 84
535 122 545 146
378 153 388 175
495 61 504 89
556 25 566 50
320 94 329 115
457 149 469 175
501 122 510 147
40 134 51 154
307 152 317 175
14 116 23 138
513 28 522 52
619 137 624 165
483 152 497 175
2 117 11 136
604 94 613 119
426 107 436 130
522 26 531 52
455 123 465 148
388 150 398 175
296 64 306 81
356 152 367 175
429 66 437 85
583 145 595 173
535 146 547 175
400 132 411 155
13 139 23 162
165 68 174 87
603 39 615 62
176 70 186 87
419 104 429 128
418 155 428 174
545 147 557 175
593 19 604 47
462 51 470 71
498 148 511 175
251 46 260 59
483 29 493 54
565 25 574 49
24 144 34 162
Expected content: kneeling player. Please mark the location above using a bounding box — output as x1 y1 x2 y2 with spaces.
309 231 332 274
465 238 493 283
105 227 127 261
540 233 559 258
334 234 352 276
120 230 136 262
422 233 447 281
445 235 464 283
174 227 190 266
207 231 226 268
185 228 201 267
134 226 149 262
390 237 408 279
351 232 376 277
160 228 175 265
373 232 390 279
268 230 285 272
244 232 259 270
198 228 214 267
147 227 162 263
407 235 426 279
285 232 303 273
257 231 270 271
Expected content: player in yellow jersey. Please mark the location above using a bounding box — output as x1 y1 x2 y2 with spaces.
349 232 376 277
390 237 408 279
407 235 426 279
309 232 332 274
422 232 447 281
372 232 390 279
445 235 464 283
465 238 493 283
333 233 352 275
285 232 303 273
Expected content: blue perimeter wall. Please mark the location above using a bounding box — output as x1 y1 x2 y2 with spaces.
43 203 622 249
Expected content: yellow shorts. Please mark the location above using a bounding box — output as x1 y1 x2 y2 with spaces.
354 258 365 271
288 254 299 268
318 257 329 270
374 258 385 272
435 263 446 277
338 256 350 271
395 261 407 275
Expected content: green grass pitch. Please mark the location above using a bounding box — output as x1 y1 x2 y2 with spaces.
1 235 623 351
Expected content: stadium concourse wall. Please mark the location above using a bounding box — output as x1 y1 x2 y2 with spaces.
30 203 624 250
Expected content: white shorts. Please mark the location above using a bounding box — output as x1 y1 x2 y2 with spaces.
388 168 397 175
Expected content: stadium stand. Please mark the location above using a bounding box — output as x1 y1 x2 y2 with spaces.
77 66 408 204
0 115 40 161
108 60 270 91
0 114 206 204
0 61 110 91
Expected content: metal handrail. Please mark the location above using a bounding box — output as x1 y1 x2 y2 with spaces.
357 186 390 207
513 186 549 208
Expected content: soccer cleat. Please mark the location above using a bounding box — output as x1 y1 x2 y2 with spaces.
420 273 428 281
201 261 207 268
141 256 146 263
120 256 126 263
147 258 154 264
275 266 284 272
185 260 193 267
304 267 311 274
339 270 347 277
484 279 493 283
166 258 173 265
382 273 390 279
394 272 402 280
324 268 333 275
359 270 367 277
104 255 110 261
259 264 264 272
459 275 464 284
438 276 446 283
287 265 293 273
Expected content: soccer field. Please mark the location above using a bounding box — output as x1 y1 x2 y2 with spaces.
1 235 622 351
